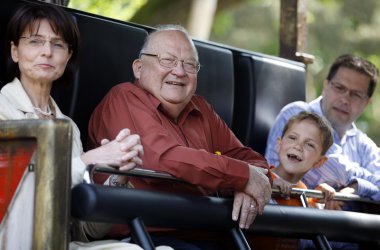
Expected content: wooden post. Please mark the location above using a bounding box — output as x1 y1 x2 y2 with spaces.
279 0 314 64
0 120 72 250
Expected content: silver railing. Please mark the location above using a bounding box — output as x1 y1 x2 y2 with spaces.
84 164 380 204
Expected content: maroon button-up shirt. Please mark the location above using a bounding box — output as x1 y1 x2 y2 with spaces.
89 82 269 195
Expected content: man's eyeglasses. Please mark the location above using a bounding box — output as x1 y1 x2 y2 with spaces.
19 35 70 52
140 53 200 74
329 80 368 103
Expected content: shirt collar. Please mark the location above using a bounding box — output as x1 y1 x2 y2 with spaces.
1 77 62 118
179 96 201 121
1 77 36 114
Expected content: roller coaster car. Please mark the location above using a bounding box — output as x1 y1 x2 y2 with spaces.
1 0 380 249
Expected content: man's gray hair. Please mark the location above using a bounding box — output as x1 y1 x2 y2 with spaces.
139 24 199 60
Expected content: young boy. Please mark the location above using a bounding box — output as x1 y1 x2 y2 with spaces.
250 111 336 250
271 111 335 207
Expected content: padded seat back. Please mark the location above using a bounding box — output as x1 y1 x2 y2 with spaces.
0 0 22 86
232 53 306 154
195 41 235 127
52 12 148 148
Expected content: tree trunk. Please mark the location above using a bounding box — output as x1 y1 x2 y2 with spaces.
187 0 218 40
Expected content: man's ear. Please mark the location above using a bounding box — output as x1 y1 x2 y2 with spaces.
322 79 329 96
132 59 142 79
314 156 327 168
363 97 371 109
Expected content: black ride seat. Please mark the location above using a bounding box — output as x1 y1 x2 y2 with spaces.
232 53 306 154
195 41 235 127
52 12 148 148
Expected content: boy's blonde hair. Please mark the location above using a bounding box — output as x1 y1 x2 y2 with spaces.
281 111 333 155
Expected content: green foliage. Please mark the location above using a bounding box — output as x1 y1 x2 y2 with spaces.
211 0 280 54
68 0 147 21
212 11 234 37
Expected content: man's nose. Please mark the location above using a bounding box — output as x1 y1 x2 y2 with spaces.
172 60 187 76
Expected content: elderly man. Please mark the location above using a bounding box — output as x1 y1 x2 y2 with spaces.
88 25 271 249
266 54 380 209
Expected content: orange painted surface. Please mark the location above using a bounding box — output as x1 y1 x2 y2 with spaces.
0 139 36 223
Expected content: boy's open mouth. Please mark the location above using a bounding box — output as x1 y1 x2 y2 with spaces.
287 153 302 162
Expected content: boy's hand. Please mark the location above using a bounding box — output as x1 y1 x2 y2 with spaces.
316 183 345 210
324 185 356 210
316 183 336 201
272 178 293 196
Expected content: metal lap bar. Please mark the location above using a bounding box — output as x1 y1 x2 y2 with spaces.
88 165 379 204
0 119 72 250
300 192 309 208
86 165 251 249
84 164 184 184
231 227 251 250
275 187 377 204
129 217 155 250
313 235 333 250
300 192 332 250
81 165 380 248
71 184 380 244
84 165 253 250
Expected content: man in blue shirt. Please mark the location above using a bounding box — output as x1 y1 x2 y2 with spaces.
265 54 380 208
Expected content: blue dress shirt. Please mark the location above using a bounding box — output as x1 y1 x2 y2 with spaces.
265 96 380 200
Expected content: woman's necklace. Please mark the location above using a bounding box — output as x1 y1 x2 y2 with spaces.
33 106 52 116
33 105 53 117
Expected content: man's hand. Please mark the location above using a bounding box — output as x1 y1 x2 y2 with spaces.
244 164 272 214
232 192 258 229
231 164 271 229
82 128 144 170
